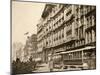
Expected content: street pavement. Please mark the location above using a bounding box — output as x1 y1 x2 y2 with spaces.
32 63 64 73
32 63 81 73
32 63 50 72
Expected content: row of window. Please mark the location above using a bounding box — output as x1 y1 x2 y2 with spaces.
37 5 96 50
63 51 82 60
86 29 96 44
45 28 64 47
53 15 64 30
62 40 85 50
86 15 96 29
37 29 95 56
41 5 72 37
75 26 84 40
38 27 85 50
64 10 72 22
85 6 96 15
52 4 63 17
75 40 85 47
43 12 64 36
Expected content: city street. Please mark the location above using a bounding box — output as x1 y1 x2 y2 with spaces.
33 63 50 72
32 63 64 72
12 1 96 74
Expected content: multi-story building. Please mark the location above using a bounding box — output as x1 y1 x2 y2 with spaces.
12 42 24 62
37 3 96 69
23 34 37 62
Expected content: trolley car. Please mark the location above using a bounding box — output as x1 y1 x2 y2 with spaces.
53 46 96 70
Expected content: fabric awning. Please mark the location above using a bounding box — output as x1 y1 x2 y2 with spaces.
60 46 95 54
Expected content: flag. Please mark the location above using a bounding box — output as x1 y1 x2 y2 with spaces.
24 32 29 35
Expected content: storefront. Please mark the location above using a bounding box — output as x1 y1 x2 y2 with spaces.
53 54 62 69
60 46 96 69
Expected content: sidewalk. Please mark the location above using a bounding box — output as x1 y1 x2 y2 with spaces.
32 63 64 72
33 63 50 72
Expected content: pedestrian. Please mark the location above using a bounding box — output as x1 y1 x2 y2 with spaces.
49 57 53 72
82 62 89 70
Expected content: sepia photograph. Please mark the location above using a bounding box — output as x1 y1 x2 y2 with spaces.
11 0 96 74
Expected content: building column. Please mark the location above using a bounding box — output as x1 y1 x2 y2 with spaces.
92 29 95 42
72 22 75 38
64 25 66 41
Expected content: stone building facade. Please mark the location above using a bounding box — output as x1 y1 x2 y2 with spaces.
37 3 96 69
23 34 37 62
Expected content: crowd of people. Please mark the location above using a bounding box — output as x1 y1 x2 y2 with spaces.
12 58 36 75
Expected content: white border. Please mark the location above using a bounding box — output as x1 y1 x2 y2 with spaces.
0 0 99 75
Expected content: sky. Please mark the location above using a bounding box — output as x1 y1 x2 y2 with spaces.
12 1 45 44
